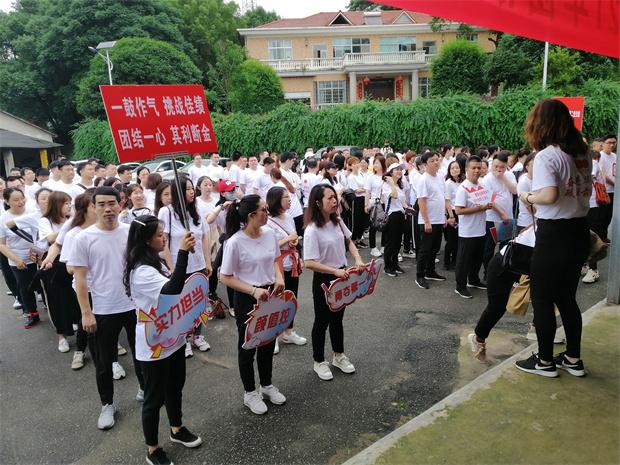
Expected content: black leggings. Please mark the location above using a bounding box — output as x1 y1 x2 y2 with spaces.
234 289 276 392
531 218 589 361
0 254 18 297
443 211 458 266
597 193 613 241
474 253 520 340
284 269 299 328
383 211 405 270
42 262 81 336
141 345 185 446
311 272 346 362
351 196 367 241
11 263 37 315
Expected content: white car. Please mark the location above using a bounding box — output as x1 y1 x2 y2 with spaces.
132 160 186 182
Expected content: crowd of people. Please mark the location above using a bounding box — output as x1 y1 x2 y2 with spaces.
0 99 615 465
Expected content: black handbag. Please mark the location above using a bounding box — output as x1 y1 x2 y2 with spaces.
370 196 391 232
501 241 533 276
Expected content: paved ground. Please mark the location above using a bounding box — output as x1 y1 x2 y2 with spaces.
0 248 610 465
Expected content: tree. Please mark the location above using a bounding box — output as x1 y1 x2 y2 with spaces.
241 6 279 28
0 0 192 144
532 46 582 95
71 118 116 163
430 40 489 95
346 0 398 10
76 37 202 119
484 41 534 91
206 41 246 113
228 60 284 114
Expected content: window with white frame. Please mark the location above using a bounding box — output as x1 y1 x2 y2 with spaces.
268 40 292 60
422 41 437 55
418 77 429 98
315 81 347 108
380 37 416 53
465 33 478 42
333 38 370 58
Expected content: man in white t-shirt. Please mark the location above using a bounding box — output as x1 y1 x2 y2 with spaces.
598 134 616 241
301 158 320 208
244 155 261 191
480 151 517 276
42 160 62 190
54 160 84 200
204 153 224 181
69 186 144 431
415 152 447 289
454 156 495 298
21 167 40 201
187 154 211 187
279 152 304 235
252 157 276 199
76 160 96 190
228 151 247 193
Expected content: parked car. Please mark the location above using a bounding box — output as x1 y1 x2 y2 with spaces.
131 159 186 182
162 156 230 181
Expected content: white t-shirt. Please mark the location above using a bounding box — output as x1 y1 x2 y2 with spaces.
303 219 351 269
589 160 600 208
516 175 534 227
37 217 64 251
196 196 217 223
68 223 134 315
205 163 224 182
221 227 280 286
188 164 211 187
417 172 446 225
253 173 275 200
599 151 616 193
158 205 208 273
381 183 406 213
24 183 41 201
532 145 591 220
280 168 303 218
347 173 367 197
301 172 320 207
408 170 422 205
54 181 84 201
481 171 516 223
144 188 156 210
454 179 489 238
444 178 460 206
266 214 297 271
59 225 80 263
42 179 61 191
0 210 37 266
365 174 384 202
244 168 261 191
228 164 245 188
130 264 185 362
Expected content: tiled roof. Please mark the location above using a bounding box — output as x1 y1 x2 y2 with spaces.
255 10 435 29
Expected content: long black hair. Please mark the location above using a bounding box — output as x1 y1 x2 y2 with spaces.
170 175 200 227
123 215 165 296
266 186 287 217
225 194 261 238
304 184 338 228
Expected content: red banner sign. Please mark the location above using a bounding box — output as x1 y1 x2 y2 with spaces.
100 84 218 163
553 97 585 131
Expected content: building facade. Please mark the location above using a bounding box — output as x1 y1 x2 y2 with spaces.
238 10 494 109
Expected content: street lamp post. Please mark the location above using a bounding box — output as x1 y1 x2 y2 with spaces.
88 41 117 85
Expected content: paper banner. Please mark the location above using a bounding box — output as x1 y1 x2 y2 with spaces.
243 290 298 350
321 259 383 312
138 272 211 359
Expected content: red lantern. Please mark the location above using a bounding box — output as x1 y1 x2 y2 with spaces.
357 81 364 100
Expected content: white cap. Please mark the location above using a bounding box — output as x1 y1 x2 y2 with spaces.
387 162 405 173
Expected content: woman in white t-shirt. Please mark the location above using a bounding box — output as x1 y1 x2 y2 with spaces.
120 184 152 224
154 181 172 217
158 176 212 358
515 99 591 378
346 157 368 247
583 150 605 283
220 195 286 415
195 176 218 222
516 154 536 231
364 155 387 257
143 173 162 211
381 162 409 277
124 215 202 465
266 186 306 353
443 161 464 270
303 184 365 382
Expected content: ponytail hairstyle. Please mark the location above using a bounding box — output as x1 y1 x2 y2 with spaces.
225 194 261 238
123 215 165 296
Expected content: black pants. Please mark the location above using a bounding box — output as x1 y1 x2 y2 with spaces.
351 196 366 241
416 225 443 277
141 345 185 446
42 262 81 336
311 271 346 362
587 207 604 270
284 269 299 328
293 214 304 239
531 218 589 361
234 290 276 392
0 254 18 297
88 310 144 405
482 221 496 275
474 253 520 340
384 211 405 270
11 264 37 315
402 212 414 253
443 212 458 267
598 192 614 241
455 235 485 288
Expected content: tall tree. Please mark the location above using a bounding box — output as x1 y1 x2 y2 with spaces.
241 6 279 28
532 46 582 95
228 60 284 114
430 40 489 95
346 0 398 10
206 41 246 113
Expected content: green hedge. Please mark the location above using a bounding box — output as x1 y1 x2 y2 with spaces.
72 80 619 161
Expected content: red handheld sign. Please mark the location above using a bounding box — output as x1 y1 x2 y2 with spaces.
553 97 585 131
100 84 218 163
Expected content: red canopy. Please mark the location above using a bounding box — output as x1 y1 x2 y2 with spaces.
372 0 619 58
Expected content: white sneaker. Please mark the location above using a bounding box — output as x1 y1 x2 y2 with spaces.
192 335 211 352
97 403 116 430
332 354 355 374
370 247 382 257
582 268 599 284
117 344 127 356
282 330 307 346
136 389 145 402
435 258 440 263
273 339 280 355
527 324 565 344
228 307 235 317
467 333 487 363
260 384 286 405
380 247 384 253
71 351 85 370
112 361 126 380
580 265 589 276
12 298 22 309
72 323 78 332
397 254 403 262
185 341 194 358
58 338 70 353
243 390 268 414
313 361 333 381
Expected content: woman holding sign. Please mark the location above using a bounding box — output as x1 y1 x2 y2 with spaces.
124 215 202 465
220 195 286 415
303 184 365 381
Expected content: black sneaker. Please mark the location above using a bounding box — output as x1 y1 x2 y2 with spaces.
467 281 487 290
24 313 39 329
553 352 586 377
415 277 429 289
394 265 405 275
170 426 202 448
146 447 172 465
515 353 558 378
444 263 454 271
455 287 473 299
384 268 397 277
425 271 446 281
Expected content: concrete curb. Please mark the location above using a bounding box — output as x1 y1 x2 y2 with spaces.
342 299 613 465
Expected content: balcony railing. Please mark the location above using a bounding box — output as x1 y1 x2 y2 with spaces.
264 51 432 73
